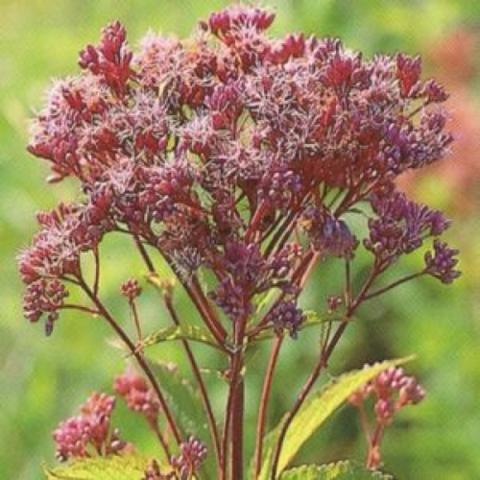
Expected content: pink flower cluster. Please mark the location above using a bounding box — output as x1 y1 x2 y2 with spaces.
52 392 125 461
171 436 208 480
114 371 160 423
121 278 142 302
349 367 425 468
349 367 426 425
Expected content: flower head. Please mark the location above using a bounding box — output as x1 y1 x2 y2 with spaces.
21 6 459 342
121 278 142 302
267 300 305 338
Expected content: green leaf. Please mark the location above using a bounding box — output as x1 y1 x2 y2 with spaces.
149 361 209 439
254 288 281 314
148 361 214 477
44 454 152 480
258 357 412 479
280 461 393 479
140 324 222 351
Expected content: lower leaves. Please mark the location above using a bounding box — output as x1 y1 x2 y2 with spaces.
44 454 153 480
280 461 393 480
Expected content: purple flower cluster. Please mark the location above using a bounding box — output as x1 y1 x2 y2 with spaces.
23 278 68 335
210 241 300 320
171 436 207 480
20 4 459 340
424 239 461 284
114 371 160 423
267 301 305 338
19 6 464 479
365 191 450 267
52 392 125 461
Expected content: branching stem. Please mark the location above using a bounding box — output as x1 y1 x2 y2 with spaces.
164 294 223 477
78 278 182 447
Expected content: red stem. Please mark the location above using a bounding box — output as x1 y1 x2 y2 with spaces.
93 247 100 296
366 423 385 469
363 271 424 301
254 335 283 478
130 300 142 340
60 304 99 315
231 379 245 479
164 295 223 477
270 320 348 479
222 313 247 480
191 275 228 343
246 200 269 243
148 418 172 461
132 239 224 473
357 403 372 449
79 278 182 446
133 237 228 349
270 264 380 478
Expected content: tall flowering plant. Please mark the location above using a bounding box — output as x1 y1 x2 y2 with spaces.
19 6 460 480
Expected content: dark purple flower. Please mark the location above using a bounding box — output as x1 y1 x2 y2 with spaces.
424 239 461 284
421 78 449 103
23 279 68 335
267 301 305 338
365 191 451 268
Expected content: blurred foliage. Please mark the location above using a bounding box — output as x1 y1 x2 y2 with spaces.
0 1 478 479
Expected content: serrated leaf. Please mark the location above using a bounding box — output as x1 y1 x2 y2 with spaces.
280 461 393 479
140 324 222 352
258 357 413 479
44 454 152 480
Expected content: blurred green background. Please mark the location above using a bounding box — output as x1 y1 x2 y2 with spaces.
0 1 479 478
